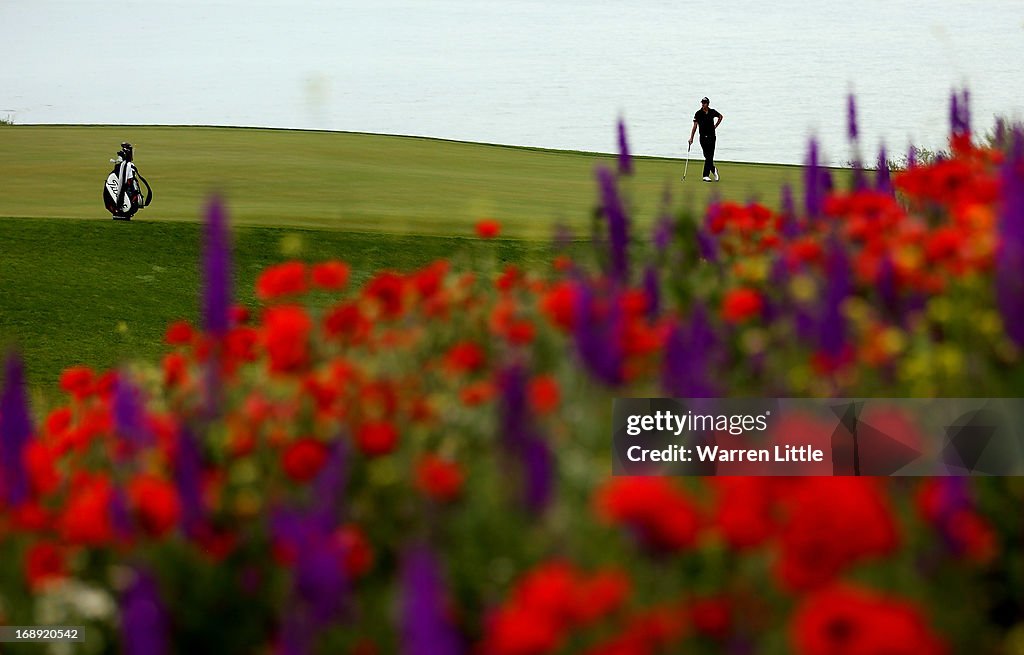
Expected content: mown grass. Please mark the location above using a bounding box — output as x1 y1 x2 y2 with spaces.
0 126 838 399
0 125 807 237
0 217 570 400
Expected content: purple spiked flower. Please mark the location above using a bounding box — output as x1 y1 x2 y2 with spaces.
401 545 463 655
642 266 660 319
950 91 959 134
521 435 554 512
110 486 135 539
120 568 168 655
876 147 892 194
818 237 851 359
877 254 899 316
696 226 718 262
779 184 800 238
497 363 529 456
270 504 349 627
930 477 981 556
996 130 1024 347
596 166 630 283
203 196 232 337
174 426 204 536
950 88 971 137
617 118 633 175
498 364 555 511
295 538 348 625
994 118 1007 147
652 214 673 252
113 373 152 448
847 93 858 142
572 281 624 386
794 307 817 342
311 438 347 532
0 352 32 506
804 138 823 219
662 303 718 397
960 88 971 135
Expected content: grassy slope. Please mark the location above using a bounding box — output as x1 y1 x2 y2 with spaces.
0 125 824 396
0 125 805 236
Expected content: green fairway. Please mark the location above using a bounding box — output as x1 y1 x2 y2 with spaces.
0 125 824 398
0 125 806 237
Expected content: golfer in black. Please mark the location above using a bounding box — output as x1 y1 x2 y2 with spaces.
688 97 723 181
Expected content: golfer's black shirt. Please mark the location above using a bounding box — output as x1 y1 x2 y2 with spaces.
693 108 722 137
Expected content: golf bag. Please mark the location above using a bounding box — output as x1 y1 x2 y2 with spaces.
103 142 152 219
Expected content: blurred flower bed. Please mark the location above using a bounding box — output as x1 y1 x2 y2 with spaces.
1 93 1023 654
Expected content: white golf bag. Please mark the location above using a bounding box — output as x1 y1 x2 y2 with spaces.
102 144 152 219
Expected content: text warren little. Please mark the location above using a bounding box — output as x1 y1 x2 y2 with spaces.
626 444 824 463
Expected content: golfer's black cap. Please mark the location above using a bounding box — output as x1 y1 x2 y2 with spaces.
701 97 710 103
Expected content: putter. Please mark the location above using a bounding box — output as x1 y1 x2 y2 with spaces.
682 143 691 180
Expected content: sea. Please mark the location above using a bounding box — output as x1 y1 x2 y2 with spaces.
2 0 1023 165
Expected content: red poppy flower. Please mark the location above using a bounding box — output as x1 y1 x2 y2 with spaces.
712 477 776 549
59 366 95 398
573 569 631 625
128 473 181 538
721 287 763 323
528 375 561 415
443 341 487 375
791 586 946 655
24 542 67 590
476 218 501 238
415 454 465 502
485 602 562 655
262 305 312 373
44 406 73 437
541 281 578 331
461 380 495 406
311 260 351 291
230 304 251 324
335 524 374 577
256 261 308 300
775 479 898 591
23 442 60 495
164 320 195 345
355 420 399 457
364 270 406 318
59 476 113 546
281 437 329 482
162 352 189 388
596 477 702 552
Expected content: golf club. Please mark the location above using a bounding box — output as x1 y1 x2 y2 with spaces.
682 143 691 180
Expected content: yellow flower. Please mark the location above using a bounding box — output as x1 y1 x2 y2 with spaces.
881 327 907 356
280 233 304 256
935 345 965 377
842 297 872 326
234 490 262 518
927 298 953 324
789 275 817 303
977 311 1003 338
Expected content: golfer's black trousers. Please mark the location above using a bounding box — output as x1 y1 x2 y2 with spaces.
700 135 717 177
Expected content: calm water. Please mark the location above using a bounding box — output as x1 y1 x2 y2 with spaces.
3 0 1023 165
